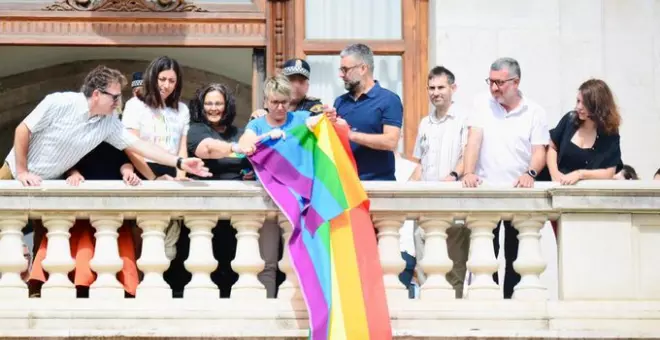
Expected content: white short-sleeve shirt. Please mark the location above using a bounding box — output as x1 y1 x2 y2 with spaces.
4 92 137 179
412 105 467 181
122 97 190 163
467 93 549 184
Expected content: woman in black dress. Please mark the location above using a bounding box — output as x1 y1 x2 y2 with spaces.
179 83 251 297
187 83 252 180
546 79 622 185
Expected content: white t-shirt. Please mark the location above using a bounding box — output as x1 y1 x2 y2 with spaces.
467 93 549 184
122 97 190 163
412 105 467 181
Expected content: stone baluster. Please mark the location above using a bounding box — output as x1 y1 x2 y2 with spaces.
512 214 548 300
277 213 302 301
418 214 455 300
136 215 172 300
183 214 219 299
465 214 501 300
41 214 76 299
373 213 407 302
89 214 124 299
230 214 266 299
0 213 28 298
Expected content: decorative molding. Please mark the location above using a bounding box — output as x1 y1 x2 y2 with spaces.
0 20 266 46
266 0 292 75
44 0 208 12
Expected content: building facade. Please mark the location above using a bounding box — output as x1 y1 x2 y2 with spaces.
1 0 658 176
1 2 660 338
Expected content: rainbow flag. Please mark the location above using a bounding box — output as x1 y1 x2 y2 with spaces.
249 116 392 340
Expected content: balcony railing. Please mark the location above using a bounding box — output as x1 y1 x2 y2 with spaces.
0 180 660 339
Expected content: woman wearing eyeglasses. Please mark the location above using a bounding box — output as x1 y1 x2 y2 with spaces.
187 83 253 181
546 79 622 185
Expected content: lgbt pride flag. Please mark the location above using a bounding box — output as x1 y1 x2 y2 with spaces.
249 116 392 340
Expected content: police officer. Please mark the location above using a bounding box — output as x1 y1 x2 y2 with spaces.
250 58 323 120
131 71 143 98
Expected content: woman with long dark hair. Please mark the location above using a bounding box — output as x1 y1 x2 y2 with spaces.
121 56 190 275
122 56 189 181
546 79 622 185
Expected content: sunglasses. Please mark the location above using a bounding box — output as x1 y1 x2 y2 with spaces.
99 89 122 103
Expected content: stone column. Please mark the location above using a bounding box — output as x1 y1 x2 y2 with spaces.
41 214 76 299
0 213 28 298
418 214 455 300
136 214 172 300
183 214 218 299
277 213 302 301
230 214 266 299
373 213 407 302
512 214 548 300
465 214 501 300
89 214 124 299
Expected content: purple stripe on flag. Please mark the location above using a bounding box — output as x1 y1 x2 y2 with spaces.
251 160 328 340
303 205 325 235
290 229 329 340
250 144 313 202
252 162 301 231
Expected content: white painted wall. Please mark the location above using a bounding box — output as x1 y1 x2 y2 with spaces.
429 0 660 179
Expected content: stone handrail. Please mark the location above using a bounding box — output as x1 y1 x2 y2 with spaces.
0 180 659 339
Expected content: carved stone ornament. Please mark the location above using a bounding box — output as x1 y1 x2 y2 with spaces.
44 0 208 12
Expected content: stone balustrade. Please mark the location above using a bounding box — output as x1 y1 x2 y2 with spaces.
0 180 659 339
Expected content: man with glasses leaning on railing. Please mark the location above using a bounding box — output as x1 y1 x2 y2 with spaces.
462 57 550 299
0 65 211 186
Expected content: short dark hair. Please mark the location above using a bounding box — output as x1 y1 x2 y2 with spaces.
138 56 183 110
621 164 638 180
81 65 127 98
189 83 237 128
427 66 456 85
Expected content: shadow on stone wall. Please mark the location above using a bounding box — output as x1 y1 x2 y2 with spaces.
0 59 253 158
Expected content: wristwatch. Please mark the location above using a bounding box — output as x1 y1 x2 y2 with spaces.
176 157 183 171
527 169 538 178
449 171 459 181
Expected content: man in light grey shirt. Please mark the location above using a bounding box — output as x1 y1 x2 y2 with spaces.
411 66 470 298
0 65 211 186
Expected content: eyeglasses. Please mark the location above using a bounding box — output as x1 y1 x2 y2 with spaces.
99 89 122 103
485 77 518 88
204 101 224 108
339 64 363 75
268 99 289 108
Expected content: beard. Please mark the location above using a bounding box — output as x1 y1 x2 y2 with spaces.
344 79 361 93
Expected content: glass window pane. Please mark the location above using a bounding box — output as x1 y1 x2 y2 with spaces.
306 55 404 152
305 0 402 39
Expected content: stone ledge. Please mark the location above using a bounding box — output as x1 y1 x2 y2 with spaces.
0 300 659 339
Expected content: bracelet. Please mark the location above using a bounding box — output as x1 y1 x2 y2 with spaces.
230 142 240 154
449 171 459 180
176 157 183 171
